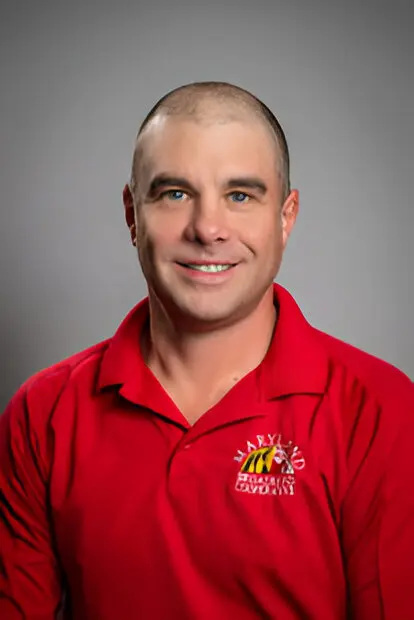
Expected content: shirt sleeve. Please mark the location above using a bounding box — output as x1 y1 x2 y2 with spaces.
0 383 64 618
341 376 414 619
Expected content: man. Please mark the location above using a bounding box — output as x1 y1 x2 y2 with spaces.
0 81 413 619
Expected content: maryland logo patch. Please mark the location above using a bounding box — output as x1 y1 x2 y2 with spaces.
234 433 305 496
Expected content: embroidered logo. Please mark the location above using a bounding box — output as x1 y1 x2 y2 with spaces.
234 433 305 496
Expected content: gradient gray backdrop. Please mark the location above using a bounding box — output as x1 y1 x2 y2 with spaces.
1 0 413 410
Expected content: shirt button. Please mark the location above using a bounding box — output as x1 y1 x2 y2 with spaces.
184 444 192 450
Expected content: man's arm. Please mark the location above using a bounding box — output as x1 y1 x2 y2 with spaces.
0 383 64 618
341 376 414 619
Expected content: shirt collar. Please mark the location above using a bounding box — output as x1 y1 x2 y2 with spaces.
97 283 329 404
258 284 328 399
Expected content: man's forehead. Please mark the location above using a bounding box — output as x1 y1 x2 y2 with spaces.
136 111 276 163
130 105 283 199
138 116 276 177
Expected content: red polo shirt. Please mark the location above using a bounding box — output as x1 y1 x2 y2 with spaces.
1 284 413 619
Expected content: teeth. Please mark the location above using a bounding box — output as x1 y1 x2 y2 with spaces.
187 264 232 273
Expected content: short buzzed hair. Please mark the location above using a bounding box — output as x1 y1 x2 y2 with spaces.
130 81 291 201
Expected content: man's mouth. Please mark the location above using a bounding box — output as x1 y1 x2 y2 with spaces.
177 263 236 273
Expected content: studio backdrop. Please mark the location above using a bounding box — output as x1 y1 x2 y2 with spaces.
1 0 413 410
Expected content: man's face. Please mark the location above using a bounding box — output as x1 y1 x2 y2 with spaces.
126 115 298 329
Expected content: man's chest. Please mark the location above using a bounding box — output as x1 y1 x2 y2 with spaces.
50 394 347 618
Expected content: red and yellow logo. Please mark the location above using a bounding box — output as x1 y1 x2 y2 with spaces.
235 434 305 496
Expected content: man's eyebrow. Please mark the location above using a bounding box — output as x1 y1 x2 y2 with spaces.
224 177 268 195
146 175 196 196
145 174 268 197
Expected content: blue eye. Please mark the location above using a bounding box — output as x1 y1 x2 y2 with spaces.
229 192 249 203
163 190 186 201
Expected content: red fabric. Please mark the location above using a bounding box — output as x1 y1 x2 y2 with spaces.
1 284 413 619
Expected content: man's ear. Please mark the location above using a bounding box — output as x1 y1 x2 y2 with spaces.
281 189 299 248
123 184 137 246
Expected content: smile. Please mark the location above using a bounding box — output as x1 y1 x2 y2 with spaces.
180 263 235 273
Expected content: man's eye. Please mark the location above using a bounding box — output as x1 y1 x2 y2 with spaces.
229 192 250 203
161 190 187 201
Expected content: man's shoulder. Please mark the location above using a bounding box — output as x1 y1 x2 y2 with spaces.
4 338 112 415
313 327 412 402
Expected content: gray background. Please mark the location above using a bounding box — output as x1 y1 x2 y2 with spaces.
1 0 413 410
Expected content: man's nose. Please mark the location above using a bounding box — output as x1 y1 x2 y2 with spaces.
184 196 231 245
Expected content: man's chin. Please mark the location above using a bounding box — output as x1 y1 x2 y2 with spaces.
149 280 266 331
166 295 251 332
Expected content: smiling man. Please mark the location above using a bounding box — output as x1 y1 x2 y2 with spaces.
1 82 413 619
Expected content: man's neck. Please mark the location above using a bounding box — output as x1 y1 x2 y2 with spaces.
142 288 277 421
